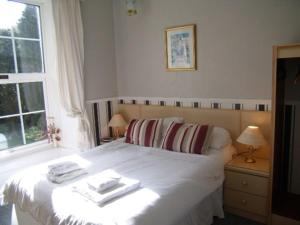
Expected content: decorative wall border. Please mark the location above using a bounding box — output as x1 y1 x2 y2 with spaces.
117 96 272 112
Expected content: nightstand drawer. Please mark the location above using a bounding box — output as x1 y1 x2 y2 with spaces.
224 189 267 216
225 170 268 197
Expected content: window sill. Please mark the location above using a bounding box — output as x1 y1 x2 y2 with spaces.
0 143 80 187
0 141 52 161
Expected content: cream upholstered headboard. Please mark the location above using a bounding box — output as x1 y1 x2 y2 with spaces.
117 104 272 159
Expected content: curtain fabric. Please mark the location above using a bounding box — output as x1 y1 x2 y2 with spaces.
52 0 92 150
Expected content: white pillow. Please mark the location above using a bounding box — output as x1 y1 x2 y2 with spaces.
208 126 232 149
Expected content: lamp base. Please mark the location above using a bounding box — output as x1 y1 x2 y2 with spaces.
244 145 257 163
113 127 120 139
244 157 256 163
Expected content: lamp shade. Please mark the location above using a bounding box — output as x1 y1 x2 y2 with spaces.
108 114 127 128
237 126 266 147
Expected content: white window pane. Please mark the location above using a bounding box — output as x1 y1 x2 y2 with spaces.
13 3 40 39
20 82 45 112
0 0 14 36
0 0 40 39
15 40 43 73
0 0 44 74
0 26 11 37
0 38 15 73
0 116 23 150
24 112 46 144
0 83 19 116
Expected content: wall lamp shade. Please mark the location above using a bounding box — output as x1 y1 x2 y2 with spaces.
108 114 127 128
237 126 266 163
108 114 127 138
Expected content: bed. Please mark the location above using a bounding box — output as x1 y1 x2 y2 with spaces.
1 138 235 225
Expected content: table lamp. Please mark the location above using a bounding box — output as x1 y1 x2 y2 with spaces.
108 114 127 138
236 126 266 163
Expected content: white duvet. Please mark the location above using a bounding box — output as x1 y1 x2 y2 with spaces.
1 140 230 225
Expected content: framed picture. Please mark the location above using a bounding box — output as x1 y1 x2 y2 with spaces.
165 24 196 71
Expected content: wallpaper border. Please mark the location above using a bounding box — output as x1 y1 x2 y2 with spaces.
118 96 271 112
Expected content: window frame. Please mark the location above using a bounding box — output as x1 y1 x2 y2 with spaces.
0 0 51 154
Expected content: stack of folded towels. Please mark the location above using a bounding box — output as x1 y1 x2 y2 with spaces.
47 161 87 184
73 169 141 206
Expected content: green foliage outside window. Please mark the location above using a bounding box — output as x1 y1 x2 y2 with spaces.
0 2 46 150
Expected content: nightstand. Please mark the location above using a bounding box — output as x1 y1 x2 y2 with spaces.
224 156 270 224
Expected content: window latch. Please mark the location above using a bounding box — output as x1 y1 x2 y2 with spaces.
0 75 9 79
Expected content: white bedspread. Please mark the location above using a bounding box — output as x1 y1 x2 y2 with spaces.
1 140 230 225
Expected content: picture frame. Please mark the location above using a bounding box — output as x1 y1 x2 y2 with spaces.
165 24 197 71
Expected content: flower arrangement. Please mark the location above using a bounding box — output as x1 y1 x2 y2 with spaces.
47 117 61 147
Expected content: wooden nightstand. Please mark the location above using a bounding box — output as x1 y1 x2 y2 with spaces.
224 156 270 224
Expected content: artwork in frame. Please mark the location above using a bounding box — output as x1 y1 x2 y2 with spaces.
165 24 196 71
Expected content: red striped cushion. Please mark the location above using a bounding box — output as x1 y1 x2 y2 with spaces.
125 119 138 144
161 122 212 154
125 119 163 147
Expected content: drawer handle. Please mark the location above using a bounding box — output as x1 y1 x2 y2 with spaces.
241 199 247 205
241 180 248 186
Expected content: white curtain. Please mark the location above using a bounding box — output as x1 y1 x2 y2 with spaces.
52 0 93 150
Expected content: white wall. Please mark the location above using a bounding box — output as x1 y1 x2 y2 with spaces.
81 0 117 100
113 0 300 100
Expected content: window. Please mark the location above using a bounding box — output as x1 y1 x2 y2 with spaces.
0 0 47 151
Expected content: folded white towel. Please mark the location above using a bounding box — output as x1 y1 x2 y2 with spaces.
47 169 87 184
48 161 82 176
74 177 140 206
87 170 121 192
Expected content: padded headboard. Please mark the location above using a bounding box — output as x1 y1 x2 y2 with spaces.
117 104 272 159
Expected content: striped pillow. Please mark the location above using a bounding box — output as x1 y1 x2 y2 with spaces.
125 119 163 148
161 122 212 154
